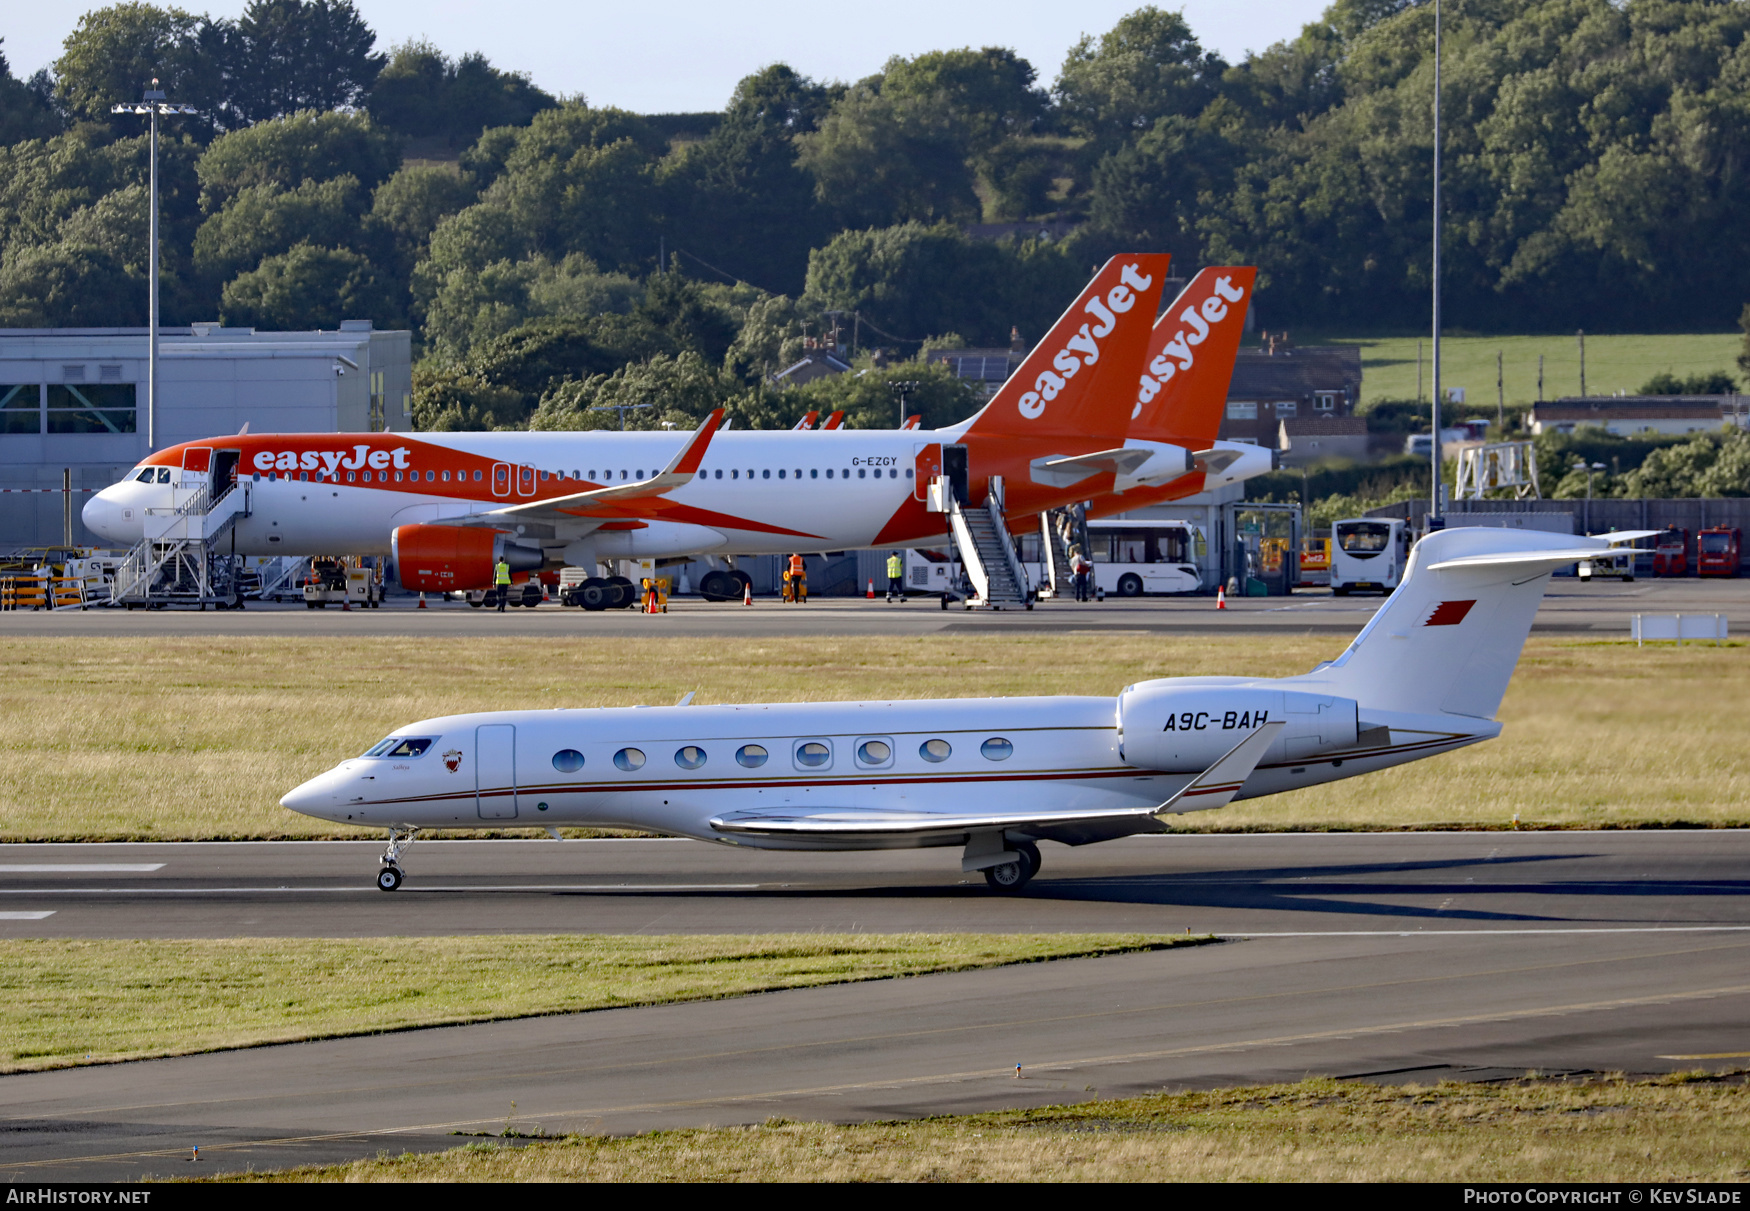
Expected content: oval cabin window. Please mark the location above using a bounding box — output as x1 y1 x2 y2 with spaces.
794 741 831 769
551 749 585 773
980 738 1014 762
674 745 707 770
919 739 952 763
613 747 646 772
736 744 768 768
856 740 891 765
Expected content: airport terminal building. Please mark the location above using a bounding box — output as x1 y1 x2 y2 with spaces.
0 323 411 548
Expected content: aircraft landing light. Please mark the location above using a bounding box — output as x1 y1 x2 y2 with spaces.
0 864 166 873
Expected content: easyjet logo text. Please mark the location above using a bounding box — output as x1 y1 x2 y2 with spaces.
252 445 412 475
1018 262 1154 420
1134 274 1247 417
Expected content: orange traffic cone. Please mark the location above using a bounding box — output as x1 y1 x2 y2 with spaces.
341 598 351 612
1215 586 1226 610
866 579 875 599
743 580 753 606
645 588 657 614
417 593 426 609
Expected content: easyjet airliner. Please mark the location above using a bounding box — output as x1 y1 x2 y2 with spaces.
85 256 1187 599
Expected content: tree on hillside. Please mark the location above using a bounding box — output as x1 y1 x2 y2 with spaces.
227 0 383 123
369 39 556 144
219 242 389 329
52 3 230 131
194 108 399 209
0 41 63 144
1054 7 1225 145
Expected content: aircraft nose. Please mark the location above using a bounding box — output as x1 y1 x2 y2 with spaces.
81 491 114 540
281 769 345 819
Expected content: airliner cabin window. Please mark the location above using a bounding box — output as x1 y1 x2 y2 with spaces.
552 749 584 773
980 738 1014 761
794 741 831 769
919 739 951 762
674 746 707 770
736 744 768 768
613 747 646 772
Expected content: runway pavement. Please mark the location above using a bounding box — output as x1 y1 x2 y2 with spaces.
3 831 1748 1179
3 576 1745 638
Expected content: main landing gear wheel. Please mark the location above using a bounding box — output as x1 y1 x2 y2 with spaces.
983 843 1039 892
376 865 403 892
607 576 637 608
698 569 736 602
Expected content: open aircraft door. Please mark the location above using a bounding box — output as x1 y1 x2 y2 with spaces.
475 723 518 819
913 443 941 502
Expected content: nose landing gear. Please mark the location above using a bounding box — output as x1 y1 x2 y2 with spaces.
377 826 418 891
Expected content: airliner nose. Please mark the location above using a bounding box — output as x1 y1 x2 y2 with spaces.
81 491 115 541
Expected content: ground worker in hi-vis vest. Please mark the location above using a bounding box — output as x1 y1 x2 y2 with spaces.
787 553 807 603
886 551 906 602
494 558 511 612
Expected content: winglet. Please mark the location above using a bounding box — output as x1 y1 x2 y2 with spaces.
1153 721 1283 816
792 411 820 431
821 410 845 430
666 408 724 477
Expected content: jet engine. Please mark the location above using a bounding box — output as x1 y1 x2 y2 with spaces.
1116 680 1359 772
391 524 543 592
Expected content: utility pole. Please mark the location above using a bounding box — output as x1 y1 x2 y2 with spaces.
1496 350 1504 432
890 380 917 430
1577 329 1587 397
113 80 197 453
1538 354 1544 403
1417 339 1424 404
1429 0 1445 527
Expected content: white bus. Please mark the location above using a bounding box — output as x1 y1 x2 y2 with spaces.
907 519 1207 599
1330 517 1410 595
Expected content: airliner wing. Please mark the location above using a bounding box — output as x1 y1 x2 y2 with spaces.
481 409 723 519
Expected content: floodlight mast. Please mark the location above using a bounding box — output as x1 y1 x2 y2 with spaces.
1429 0 1445 530
111 80 198 453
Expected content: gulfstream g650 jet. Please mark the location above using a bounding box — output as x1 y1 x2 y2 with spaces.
284 526 1652 891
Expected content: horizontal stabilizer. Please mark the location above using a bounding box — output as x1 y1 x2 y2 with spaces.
1193 448 1241 475
1153 721 1283 815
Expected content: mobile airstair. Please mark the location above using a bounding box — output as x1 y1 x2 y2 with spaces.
934 475 1032 610
109 481 252 608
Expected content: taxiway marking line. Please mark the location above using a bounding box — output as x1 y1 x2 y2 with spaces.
1220 927 1750 937
0 911 54 920
16 978 1750 1172
1657 1051 1750 1059
0 865 164 873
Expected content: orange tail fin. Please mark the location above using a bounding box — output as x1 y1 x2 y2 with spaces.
963 254 1171 443
1130 266 1256 447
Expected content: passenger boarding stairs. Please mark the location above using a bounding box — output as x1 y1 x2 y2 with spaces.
938 476 1031 610
110 481 252 607
1036 505 1088 599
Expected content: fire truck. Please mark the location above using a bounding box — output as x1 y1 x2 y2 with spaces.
1697 527 1741 578
1653 527 1689 577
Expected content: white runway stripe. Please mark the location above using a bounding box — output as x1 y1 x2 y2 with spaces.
0 911 55 920
0 864 165 873
1222 926 1750 937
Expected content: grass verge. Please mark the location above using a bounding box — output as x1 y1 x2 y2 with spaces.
0 933 1202 1074
1300 331 1742 408
219 1072 1750 1183
0 635 1743 840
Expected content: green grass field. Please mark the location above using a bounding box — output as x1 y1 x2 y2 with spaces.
226 1073 1750 1183
0 635 1744 840
1298 332 1743 407
0 934 1198 1073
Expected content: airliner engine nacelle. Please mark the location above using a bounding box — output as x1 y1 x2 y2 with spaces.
391 524 542 592
1116 682 1359 773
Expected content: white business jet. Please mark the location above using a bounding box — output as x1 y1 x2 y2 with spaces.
282 526 1653 891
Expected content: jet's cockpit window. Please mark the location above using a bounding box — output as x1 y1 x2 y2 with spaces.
135 469 156 483
157 467 171 483
363 737 434 758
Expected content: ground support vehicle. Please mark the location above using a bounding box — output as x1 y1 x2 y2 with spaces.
1698 527 1742 577
1331 518 1410 595
1578 551 1636 582
1296 537 1331 587
303 558 385 609
1654 528 1690 577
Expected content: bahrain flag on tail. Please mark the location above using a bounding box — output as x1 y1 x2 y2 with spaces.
1130 266 1256 447
964 254 1171 444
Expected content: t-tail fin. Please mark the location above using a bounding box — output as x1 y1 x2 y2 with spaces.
962 254 1171 444
1131 266 1255 446
1307 527 1641 720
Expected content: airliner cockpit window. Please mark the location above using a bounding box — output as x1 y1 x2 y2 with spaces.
156 468 171 483
135 469 155 482
363 737 433 758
